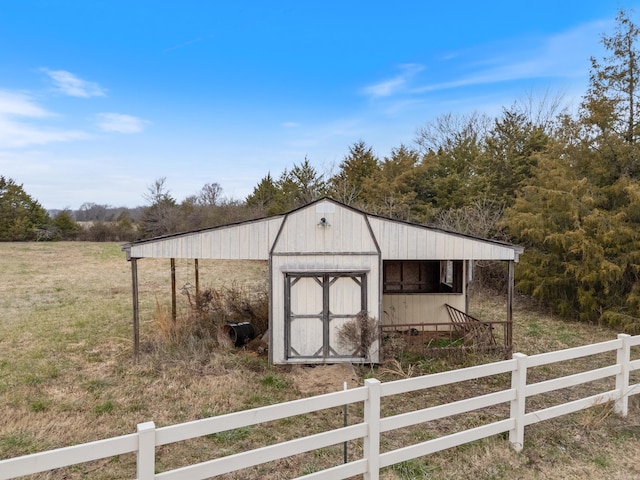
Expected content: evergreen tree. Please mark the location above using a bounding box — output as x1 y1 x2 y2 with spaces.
328 140 379 204
247 158 326 216
587 9 640 148
52 209 82 240
287 157 327 205
246 173 287 216
476 107 549 206
414 113 488 210
0 176 50 241
360 145 420 220
505 9 640 331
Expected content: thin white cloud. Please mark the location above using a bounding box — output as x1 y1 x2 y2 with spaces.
0 89 88 148
413 19 609 95
0 116 87 148
164 34 216 52
42 69 107 98
282 121 300 128
96 113 148 134
0 90 51 118
362 64 425 98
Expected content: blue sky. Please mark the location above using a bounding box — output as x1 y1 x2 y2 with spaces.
0 1 636 210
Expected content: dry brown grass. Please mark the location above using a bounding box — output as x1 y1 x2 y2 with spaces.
0 242 639 479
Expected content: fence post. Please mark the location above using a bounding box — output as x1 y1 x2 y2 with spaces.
364 378 381 480
615 333 631 416
509 353 527 452
137 421 156 480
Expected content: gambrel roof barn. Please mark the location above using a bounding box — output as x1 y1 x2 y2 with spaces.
122 197 523 364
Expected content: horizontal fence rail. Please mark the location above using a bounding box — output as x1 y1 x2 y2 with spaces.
1 334 639 480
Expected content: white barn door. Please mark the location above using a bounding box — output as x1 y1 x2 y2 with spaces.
285 272 367 360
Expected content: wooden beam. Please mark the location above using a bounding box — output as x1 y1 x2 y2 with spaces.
131 257 140 360
465 260 472 313
195 259 200 308
171 258 177 322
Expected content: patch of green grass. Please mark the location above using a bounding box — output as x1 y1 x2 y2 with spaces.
239 355 269 373
13 361 61 387
206 426 253 444
75 318 88 329
387 459 438 479
244 394 273 408
94 400 116 415
0 432 42 456
25 375 43 386
593 454 611 469
29 397 51 412
526 318 544 337
556 325 581 345
614 425 640 441
300 463 319 475
411 429 437 442
42 363 61 379
260 373 289 390
126 402 147 414
85 378 111 394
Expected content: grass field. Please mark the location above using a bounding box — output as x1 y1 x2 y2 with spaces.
1 242 640 479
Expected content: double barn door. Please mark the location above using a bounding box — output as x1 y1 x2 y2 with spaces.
285 272 367 360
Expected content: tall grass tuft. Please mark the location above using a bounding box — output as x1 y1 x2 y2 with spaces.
152 297 190 346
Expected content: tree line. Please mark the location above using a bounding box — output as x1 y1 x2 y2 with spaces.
2 10 640 331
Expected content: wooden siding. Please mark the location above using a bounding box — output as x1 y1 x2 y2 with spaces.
127 200 521 262
271 200 379 255
367 217 520 261
129 217 284 259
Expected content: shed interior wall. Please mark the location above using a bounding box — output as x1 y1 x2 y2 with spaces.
382 294 465 327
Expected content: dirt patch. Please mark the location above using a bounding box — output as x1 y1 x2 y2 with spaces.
291 363 360 395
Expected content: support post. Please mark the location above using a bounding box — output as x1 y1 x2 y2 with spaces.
509 353 527 452
364 378 380 480
615 333 631 416
131 257 140 360
506 260 515 356
137 421 156 480
194 258 200 308
171 258 177 322
465 260 472 314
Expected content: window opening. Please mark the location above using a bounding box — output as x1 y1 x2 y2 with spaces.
383 260 462 293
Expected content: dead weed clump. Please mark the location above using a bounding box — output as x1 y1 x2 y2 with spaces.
150 281 269 354
336 311 379 359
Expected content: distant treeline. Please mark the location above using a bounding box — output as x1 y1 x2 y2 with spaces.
50 204 145 223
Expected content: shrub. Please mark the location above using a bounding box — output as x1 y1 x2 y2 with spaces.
336 311 379 360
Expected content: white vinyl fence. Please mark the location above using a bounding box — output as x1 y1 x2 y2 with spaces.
1 333 639 480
